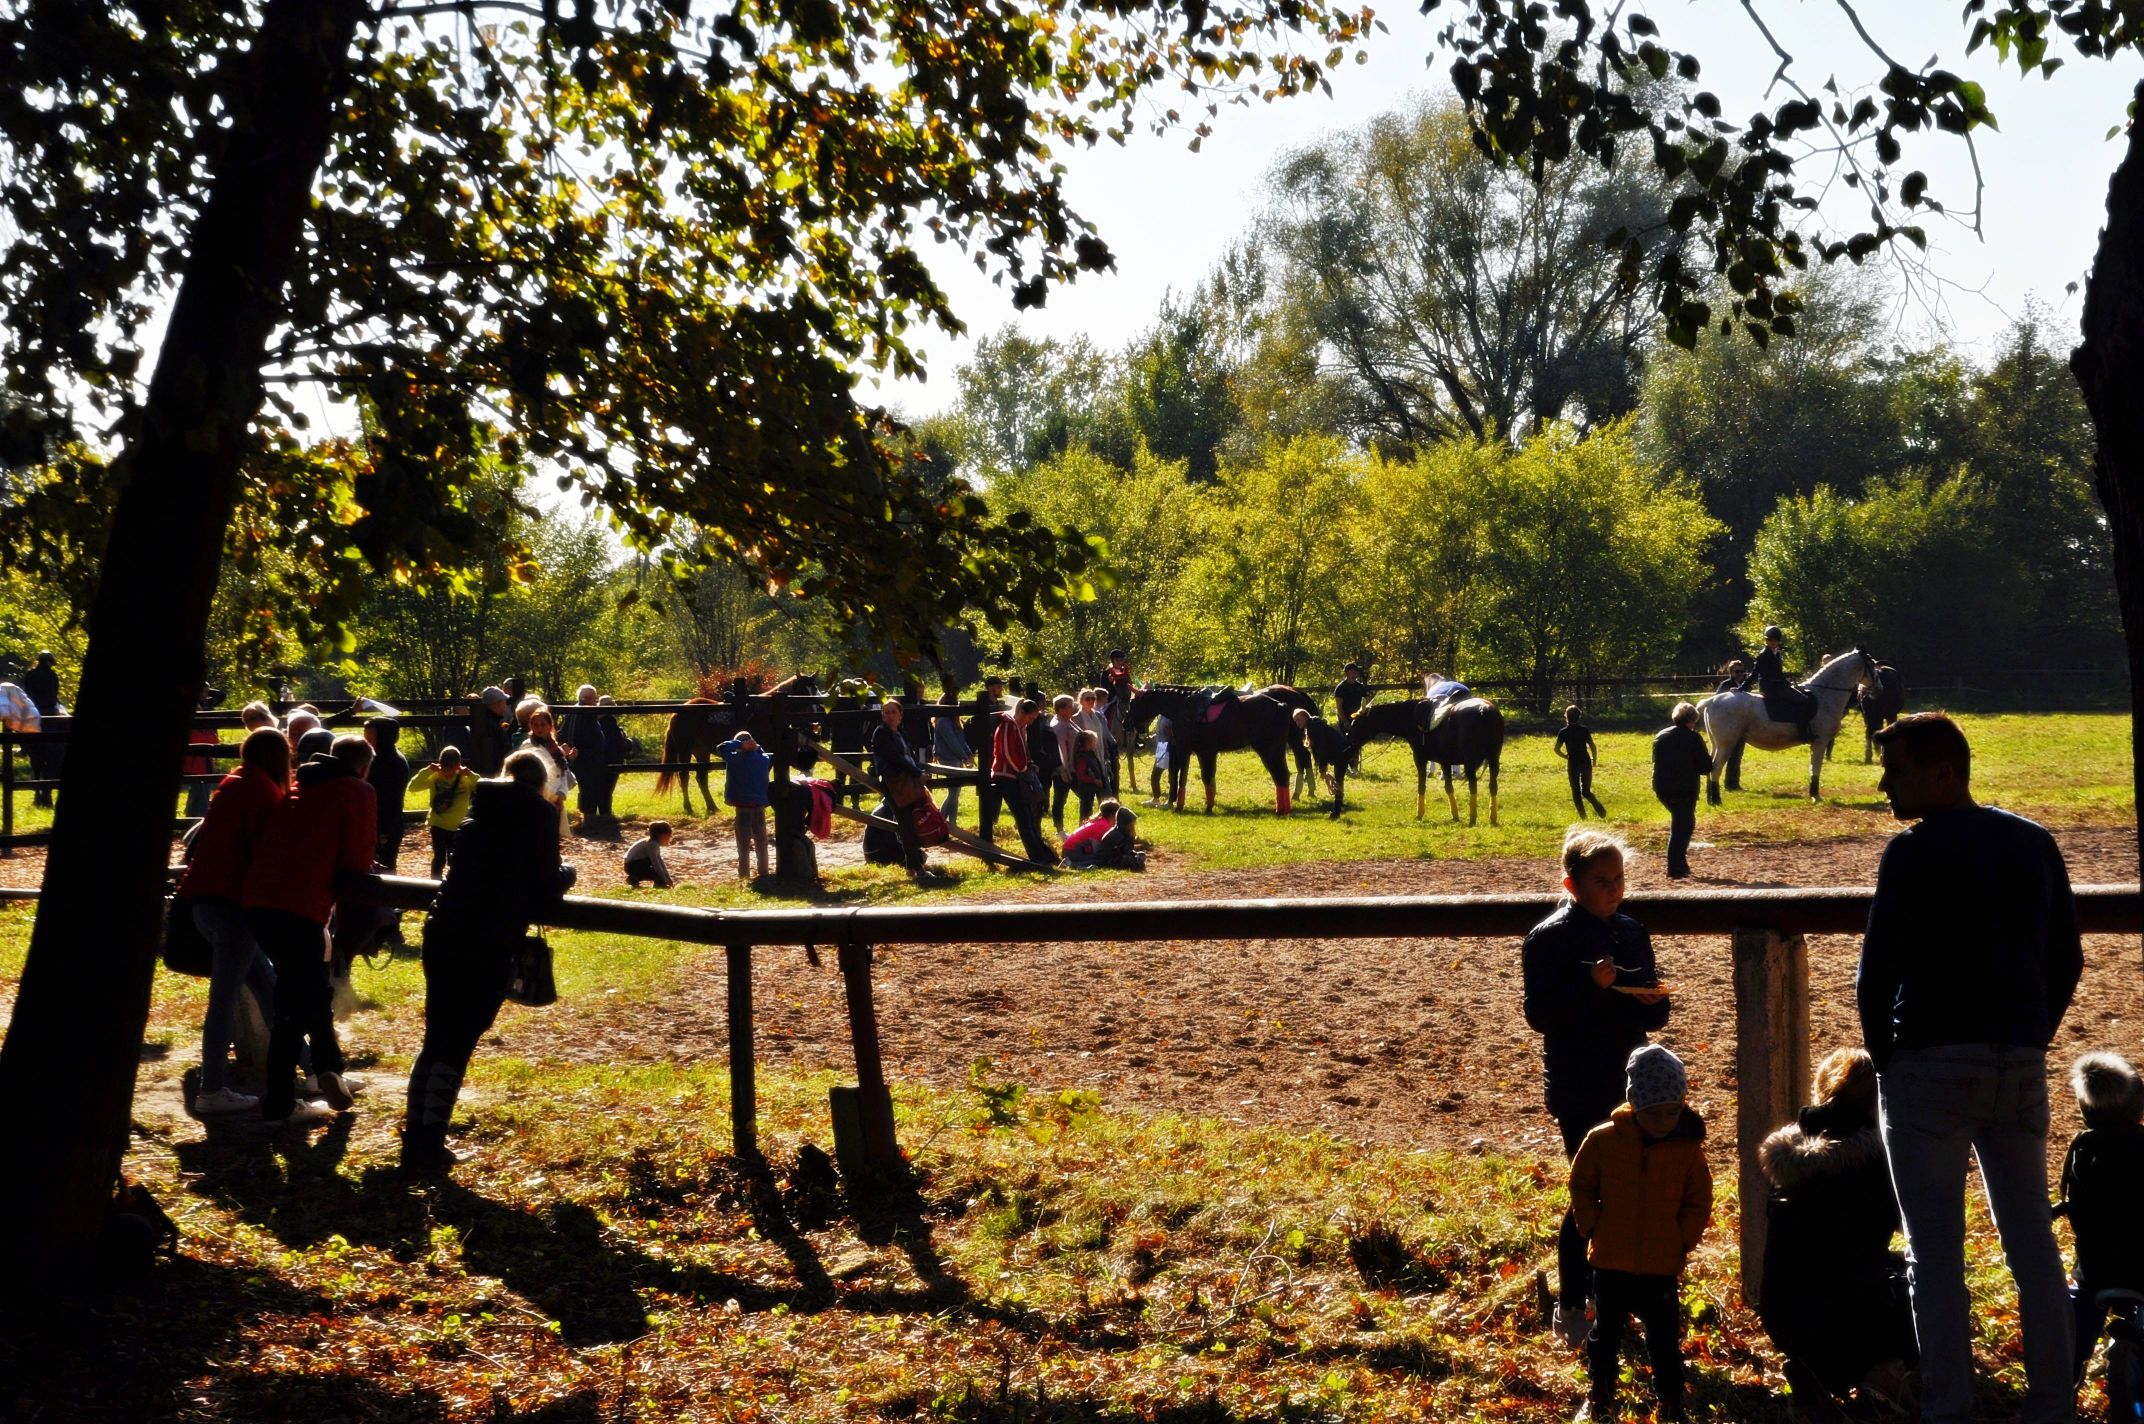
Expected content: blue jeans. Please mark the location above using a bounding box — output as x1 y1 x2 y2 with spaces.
194 899 279 1094
1880 1045 2075 1424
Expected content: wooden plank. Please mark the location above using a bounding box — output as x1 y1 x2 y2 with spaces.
1733 925 1811 1307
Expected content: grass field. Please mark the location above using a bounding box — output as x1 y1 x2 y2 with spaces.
0 709 2132 1420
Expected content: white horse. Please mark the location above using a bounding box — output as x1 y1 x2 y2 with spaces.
1700 648 1881 804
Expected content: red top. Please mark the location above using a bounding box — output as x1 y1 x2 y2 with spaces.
1062 813 1113 856
177 768 284 903
992 718 1030 777
182 727 219 777
239 767 378 924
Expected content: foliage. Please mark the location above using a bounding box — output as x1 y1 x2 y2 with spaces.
1347 442 1500 677
1469 422 1719 710
988 444 1194 688
1266 95 1679 448
1745 475 2035 673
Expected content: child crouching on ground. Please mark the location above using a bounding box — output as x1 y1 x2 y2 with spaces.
1568 1044 1713 1422
2056 1050 2144 1385
624 821 675 889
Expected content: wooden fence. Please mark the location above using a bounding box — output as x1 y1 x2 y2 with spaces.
298 876 2139 1305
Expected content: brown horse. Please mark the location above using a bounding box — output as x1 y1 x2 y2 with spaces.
1125 684 1333 815
656 674 823 816
1332 695 1505 824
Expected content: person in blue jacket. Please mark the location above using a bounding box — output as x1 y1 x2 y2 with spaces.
715 729 773 880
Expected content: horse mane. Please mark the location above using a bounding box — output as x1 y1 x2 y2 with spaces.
1140 682 1205 697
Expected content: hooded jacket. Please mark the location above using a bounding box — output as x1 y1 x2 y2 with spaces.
1756 1097 1916 1386
178 766 285 903
2060 1124 2144 1292
428 780 565 944
239 758 378 925
1569 1103 1712 1277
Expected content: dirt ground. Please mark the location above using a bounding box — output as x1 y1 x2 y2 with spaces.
492 822 2144 1161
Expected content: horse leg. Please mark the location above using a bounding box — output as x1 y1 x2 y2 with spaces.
1808 740 1823 802
1272 750 1292 817
1445 764 1459 823
1202 750 1217 814
1415 753 1428 821
696 760 715 818
1488 757 1500 828
1465 765 1478 826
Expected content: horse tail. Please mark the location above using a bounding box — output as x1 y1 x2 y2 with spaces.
655 697 717 795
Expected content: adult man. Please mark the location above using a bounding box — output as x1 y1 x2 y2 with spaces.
965 676 1007 843
1857 712 2082 1424
557 684 617 832
870 698 933 881
21 650 60 807
461 686 512 776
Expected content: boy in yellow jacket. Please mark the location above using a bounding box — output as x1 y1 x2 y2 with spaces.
1568 1044 1713 1422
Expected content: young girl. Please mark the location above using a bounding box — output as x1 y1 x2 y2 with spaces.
1070 728 1108 822
1521 829 1672 1348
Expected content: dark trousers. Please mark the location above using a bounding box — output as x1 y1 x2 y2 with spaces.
891 798 926 873
375 830 400 873
404 923 511 1149
976 778 1003 843
428 826 455 878
1567 761 1604 817
577 767 616 819
985 775 1057 864
248 907 343 1117
1660 793 1697 877
1589 1268 1685 1411
1558 1113 1604 1309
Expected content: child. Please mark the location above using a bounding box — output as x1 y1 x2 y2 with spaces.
407 745 480 877
1148 712 1174 806
1555 704 1606 819
1070 728 1108 822
1522 828 1671 1348
2056 1050 2144 1385
625 821 675 889
1062 798 1139 869
715 730 773 880
1568 1045 1713 1423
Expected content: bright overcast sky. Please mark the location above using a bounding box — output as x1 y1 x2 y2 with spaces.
869 0 2144 418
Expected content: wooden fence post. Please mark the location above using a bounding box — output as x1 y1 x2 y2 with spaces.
831 940 899 1174
1733 924 1811 1307
726 942 758 1160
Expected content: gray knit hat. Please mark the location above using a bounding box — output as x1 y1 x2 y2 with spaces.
1626 1044 1688 1111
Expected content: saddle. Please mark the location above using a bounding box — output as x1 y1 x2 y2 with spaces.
1191 685 1238 724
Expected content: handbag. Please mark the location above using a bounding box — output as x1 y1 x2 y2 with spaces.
162 895 214 977
911 797 949 847
885 769 928 808
1015 767 1046 810
505 934 558 1007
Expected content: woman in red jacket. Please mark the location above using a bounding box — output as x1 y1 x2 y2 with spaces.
178 728 291 1116
241 734 378 1124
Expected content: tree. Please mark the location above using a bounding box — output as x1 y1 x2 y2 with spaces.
1470 422 1718 712
1117 296 1239 484
1265 95 1682 450
1350 442 1499 676
948 329 1129 476
0 0 1374 1282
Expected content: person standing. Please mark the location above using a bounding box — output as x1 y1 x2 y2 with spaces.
931 700 974 828
1522 829 1670 1349
965 677 1007 841
241 734 377 1124
1333 662 1369 737
715 729 772 879
990 698 1059 867
558 684 617 833
460 686 512 776
178 727 293 1115
20 650 59 807
1650 703 1710 880
401 751 567 1172
1858 712 2082 1424
1046 695 1080 832
364 717 411 872
1556 704 1607 819
408 746 479 877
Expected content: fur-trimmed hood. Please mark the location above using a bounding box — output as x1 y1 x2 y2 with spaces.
1760 1119 1886 1192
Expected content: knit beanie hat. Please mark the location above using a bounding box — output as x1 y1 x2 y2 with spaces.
1626 1044 1688 1111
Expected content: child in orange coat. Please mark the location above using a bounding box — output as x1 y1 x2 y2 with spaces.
1568 1044 1713 1422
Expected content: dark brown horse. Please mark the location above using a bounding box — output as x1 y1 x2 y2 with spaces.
1857 663 1905 762
657 674 822 816
1332 696 1505 824
1126 684 1332 815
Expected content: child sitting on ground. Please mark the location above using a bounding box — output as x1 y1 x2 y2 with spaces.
1062 800 1144 870
624 821 676 889
2056 1050 2144 1385
1568 1044 1712 1423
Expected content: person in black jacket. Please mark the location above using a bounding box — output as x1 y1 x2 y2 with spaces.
2056 1050 2144 1385
1651 702 1712 879
1758 1048 1918 1418
1522 829 1671 1346
870 698 933 880
400 751 568 1172
966 678 1007 845
1555 704 1606 819
1738 625 1816 740
365 717 411 870
21 650 59 806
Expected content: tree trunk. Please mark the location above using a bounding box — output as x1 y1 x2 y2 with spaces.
2072 82 2144 931
0 0 365 1288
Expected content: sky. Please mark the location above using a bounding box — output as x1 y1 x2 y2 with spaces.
865 0 2144 419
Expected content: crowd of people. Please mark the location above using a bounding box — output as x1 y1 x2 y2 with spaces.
1526 712 2137 1424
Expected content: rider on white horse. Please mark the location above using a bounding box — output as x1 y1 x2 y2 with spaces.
1738 625 1817 741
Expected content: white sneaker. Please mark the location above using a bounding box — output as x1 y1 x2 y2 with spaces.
266 1099 337 1126
195 1086 259 1116
1553 1303 1594 1348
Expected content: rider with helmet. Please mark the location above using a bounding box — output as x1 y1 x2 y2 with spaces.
1738 626 1815 742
